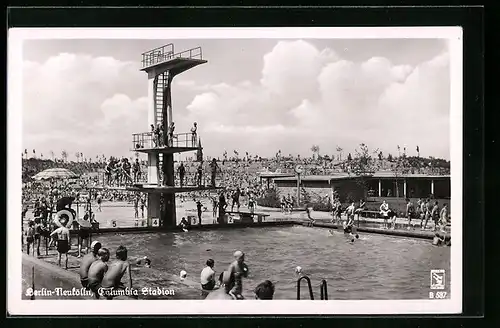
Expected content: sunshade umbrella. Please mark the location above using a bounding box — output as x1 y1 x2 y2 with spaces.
32 168 79 181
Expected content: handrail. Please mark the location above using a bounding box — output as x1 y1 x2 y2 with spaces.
140 43 174 57
320 279 328 300
141 45 202 68
296 275 314 300
132 131 199 149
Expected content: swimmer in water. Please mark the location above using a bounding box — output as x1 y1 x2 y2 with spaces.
135 256 151 268
254 280 275 300
101 245 133 300
79 241 102 289
348 233 360 243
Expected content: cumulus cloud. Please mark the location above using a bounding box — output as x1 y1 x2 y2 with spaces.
181 40 450 158
22 40 451 161
22 53 149 159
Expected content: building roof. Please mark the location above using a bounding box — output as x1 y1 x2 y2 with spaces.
258 172 296 178
273 172 450 182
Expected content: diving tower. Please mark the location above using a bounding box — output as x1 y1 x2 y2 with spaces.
129 44 221 229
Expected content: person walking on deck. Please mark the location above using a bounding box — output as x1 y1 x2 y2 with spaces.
190 122 198 147
209 158 221 188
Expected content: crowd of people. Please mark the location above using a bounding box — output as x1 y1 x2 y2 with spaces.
21 145 452 300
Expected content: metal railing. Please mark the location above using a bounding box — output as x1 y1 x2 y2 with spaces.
141 44 174 68
320 279 328 300
141 45 203 68
297 275 314 300
132 132 199 149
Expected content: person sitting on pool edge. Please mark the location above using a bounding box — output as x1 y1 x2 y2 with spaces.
254 280 275 300
204 272 233 300
179 217 190 231
87 247 110 299
79 240 102 289
200 259 217 291
101 245 134 300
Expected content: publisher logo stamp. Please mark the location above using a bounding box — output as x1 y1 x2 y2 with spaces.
430 269 445 290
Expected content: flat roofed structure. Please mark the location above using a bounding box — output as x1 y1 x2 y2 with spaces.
273 172 451 200
273 173 450 182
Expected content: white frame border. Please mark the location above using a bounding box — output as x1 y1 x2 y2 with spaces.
8 27 463 315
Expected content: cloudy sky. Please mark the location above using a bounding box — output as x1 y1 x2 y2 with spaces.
22 38 450 161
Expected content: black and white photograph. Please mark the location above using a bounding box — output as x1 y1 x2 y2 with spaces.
8 27 463 315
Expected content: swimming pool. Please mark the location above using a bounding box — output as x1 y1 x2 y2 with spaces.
101 225 451 300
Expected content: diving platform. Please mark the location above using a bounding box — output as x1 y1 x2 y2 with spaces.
126 183 223 194
132 132 201 155
141 45 207 76
133 146 200 155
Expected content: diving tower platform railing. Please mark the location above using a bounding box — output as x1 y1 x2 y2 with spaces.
141 46 205 75
132 132 200 154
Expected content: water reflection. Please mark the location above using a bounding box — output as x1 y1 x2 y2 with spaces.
102 226 450 300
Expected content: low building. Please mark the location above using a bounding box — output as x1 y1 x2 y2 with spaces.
273 172 451 205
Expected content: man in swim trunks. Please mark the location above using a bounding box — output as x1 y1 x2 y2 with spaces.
380 200 390 229
431 201 440 231
218 192 227 224
422 198 432 230
87 247 110 299
230 188 241 212
200 259 216 291
439 203 449 231
355 199 366 222
248 194 256 214
211 196 219 220
177 162 186 187
225 250 249 300
140 193 146 218
346 202 356 226
78 212 92 257
50 216 71 269
25 220 35 255
280 196 287 213
33 217 42 256
134 194 139 221
96 192 102 212
406 198 415 230
305 204 315 224
101 245 133 300
194 200 203 226
79 241 102 289
254 280 275 300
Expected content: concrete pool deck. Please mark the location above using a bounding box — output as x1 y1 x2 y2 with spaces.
22 201 449 241
22 252 213 300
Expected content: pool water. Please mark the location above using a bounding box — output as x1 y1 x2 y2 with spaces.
101 225 450 300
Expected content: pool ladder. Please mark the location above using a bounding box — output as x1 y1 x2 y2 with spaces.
296 276 328 300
